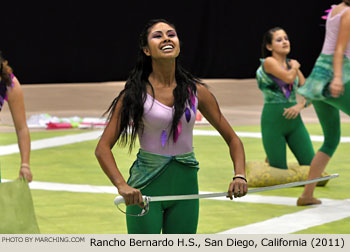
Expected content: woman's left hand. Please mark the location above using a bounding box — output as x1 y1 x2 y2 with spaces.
19 167 33 182
283 104 303 119
227 177 248 199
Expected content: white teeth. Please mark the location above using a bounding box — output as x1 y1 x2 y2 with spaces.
162 45 173 50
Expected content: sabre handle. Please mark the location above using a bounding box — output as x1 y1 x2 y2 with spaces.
114 195 149 206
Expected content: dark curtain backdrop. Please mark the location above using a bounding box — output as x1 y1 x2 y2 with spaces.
1 0 335 84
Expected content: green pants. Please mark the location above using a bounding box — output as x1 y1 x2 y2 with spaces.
126 160 199 234
312 82 350 157
261 103 315 169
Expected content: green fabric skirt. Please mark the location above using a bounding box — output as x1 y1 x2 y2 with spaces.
297 54 350 100
126 157 199 234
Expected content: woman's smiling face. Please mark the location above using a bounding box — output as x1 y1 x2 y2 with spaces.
143 22 180 59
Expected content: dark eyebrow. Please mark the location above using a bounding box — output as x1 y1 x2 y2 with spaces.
151 29 175 34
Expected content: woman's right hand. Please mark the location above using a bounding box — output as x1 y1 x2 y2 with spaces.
117 183 144 207
288 59 300 69
329 76 344 98
282 103 303 119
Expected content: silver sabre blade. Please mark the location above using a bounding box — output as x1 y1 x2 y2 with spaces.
114 174 339 207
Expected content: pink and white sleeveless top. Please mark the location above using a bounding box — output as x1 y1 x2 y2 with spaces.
138 92 198 156
321 5 350 58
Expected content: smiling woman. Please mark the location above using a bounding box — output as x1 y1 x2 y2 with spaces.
95 19 247 234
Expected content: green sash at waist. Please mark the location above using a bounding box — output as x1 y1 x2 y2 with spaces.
127 149 199 189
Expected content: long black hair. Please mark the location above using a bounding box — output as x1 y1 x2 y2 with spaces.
0 51 12 87
261 27 284 58
345 0 350 6
105 19 203 151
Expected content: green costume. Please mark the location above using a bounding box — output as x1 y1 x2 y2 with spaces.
256 59 315 169
123 89 201 234
126 149 199 234
298 54 350 156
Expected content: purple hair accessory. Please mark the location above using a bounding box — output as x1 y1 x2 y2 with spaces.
188 87 196 114
322 8 332 20
190 94 195 107
185 107 191 122
190 94 196 111
174 120 182 143
191 104 196 115
161 130 167 147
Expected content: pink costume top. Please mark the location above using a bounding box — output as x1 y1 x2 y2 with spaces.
321 5 350 58
138 92 198 156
